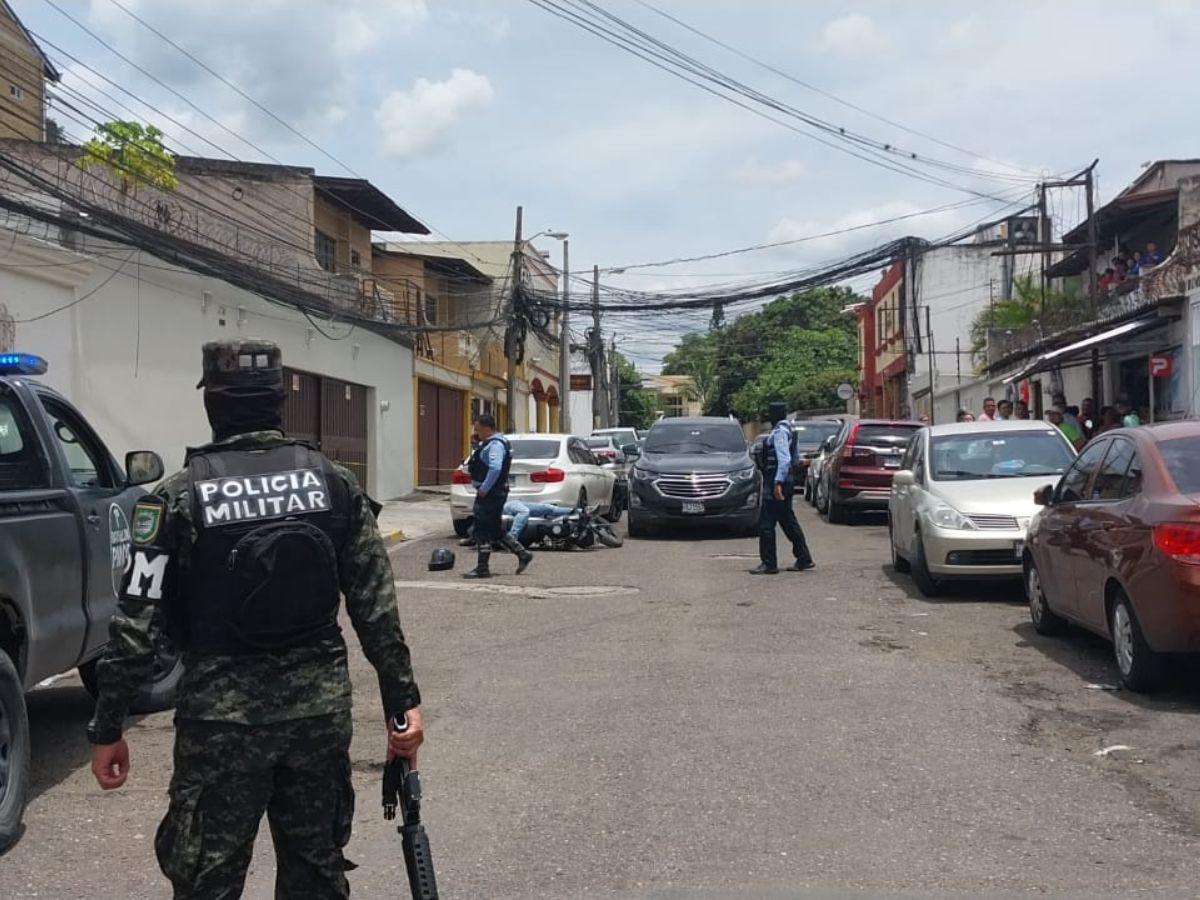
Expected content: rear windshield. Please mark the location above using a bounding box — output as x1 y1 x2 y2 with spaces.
585 438 614 449
1159 436 1200 493
595 430 638 447
791 422 840 446
509 439 560 460
855 424 920 447
930 431 1074 481
643 423 745 454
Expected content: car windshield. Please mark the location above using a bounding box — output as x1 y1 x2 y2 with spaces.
856 424 920 447
509 439 561 460
929 431 1074 481
791 422 840 447
643 423 745 454
1158 436 1200 493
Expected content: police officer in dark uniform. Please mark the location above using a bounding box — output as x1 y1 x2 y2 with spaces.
750 401 815 575
88 340 424 899
463 413 533 578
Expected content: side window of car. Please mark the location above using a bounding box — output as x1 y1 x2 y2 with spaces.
40 396 115 489
1123 449 1144 496
0 390 48 490
1056 440 1108 503
566 441 584 464
1091 438 1135 501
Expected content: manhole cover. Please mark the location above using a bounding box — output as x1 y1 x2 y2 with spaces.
395 580 639 599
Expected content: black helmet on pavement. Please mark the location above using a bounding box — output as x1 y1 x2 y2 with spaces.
428 547 455 571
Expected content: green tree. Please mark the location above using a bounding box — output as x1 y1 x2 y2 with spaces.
612 350 660 429
80 121 178 195
969 274 1083 367
661 331 718 410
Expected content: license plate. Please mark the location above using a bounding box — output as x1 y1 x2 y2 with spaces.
883 457 900 468
681 501 705 514
1013 540 1025 559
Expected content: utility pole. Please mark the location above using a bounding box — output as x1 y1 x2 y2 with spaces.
590 264 605 428
955 336 962 412
1085 163 1102 408
558 239 571 433
1001 216 1016 301
506 205 523 432
925 305 936 424
1037 182 1050 318
610 333 619 426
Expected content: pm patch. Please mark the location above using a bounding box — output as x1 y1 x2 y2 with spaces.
131 498 164 545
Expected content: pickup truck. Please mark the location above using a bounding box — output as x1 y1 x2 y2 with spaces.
0 353 176 851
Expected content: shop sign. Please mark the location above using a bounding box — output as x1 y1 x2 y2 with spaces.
1150 354 1173 377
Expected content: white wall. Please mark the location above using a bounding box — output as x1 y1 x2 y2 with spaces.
2 229 416 498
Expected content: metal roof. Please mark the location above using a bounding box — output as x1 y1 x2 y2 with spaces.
312 176 428 234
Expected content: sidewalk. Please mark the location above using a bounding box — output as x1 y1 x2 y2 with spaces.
376 490 454 546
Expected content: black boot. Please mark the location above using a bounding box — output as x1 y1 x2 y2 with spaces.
463 550 492 579
502 535 534 574
748 563 779 575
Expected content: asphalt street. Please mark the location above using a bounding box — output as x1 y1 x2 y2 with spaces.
4 502 1200 897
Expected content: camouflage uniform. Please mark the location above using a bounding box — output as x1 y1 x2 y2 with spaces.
89 420 421 898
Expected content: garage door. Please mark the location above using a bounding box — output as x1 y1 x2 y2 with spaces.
282 367 369 490
417 379 465 486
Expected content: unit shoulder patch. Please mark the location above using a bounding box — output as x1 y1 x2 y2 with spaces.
131 498 165 545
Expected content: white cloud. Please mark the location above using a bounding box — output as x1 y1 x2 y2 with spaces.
821 13 892 58
375 69 495 160
732 157 807 187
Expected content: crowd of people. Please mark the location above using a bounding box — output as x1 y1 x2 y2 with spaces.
955 393 1142 448
1098 242 1164 293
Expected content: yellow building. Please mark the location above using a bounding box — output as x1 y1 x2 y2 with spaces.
644 374 703 417
0 0 59 142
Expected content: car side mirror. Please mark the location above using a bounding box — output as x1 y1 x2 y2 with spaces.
892 469 915 487
1033 484 1054 506
126 450 164 486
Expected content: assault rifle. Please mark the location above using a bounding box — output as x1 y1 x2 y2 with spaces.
383 715 439 899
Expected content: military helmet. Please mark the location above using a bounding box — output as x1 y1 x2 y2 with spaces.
428 547 456 571
197 339 283 389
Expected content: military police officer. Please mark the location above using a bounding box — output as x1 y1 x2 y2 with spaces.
463 413 533 578
750 401 815 575
87 340 425 899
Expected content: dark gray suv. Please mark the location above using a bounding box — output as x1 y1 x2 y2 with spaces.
627 417 759 537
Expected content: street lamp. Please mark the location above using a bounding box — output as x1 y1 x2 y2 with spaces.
532 230 571 433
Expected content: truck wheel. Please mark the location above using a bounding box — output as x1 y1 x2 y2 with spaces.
0 650 30 853
453 517 473 538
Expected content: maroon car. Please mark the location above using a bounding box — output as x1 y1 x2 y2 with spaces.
817 418 922 524
1024 422 1200 691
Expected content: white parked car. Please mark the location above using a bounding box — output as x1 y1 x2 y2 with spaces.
888 420 1077 596
450 432 617 536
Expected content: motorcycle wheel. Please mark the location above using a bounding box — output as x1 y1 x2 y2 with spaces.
595 525 624 548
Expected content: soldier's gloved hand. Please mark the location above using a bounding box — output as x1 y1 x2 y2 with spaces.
388 707 425 766
92 740 130 790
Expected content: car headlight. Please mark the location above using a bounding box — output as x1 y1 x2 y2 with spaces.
632 466 653 481
928 503 975 530
731 467 756 481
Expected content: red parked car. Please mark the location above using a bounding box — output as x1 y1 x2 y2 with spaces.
816 418 923 524
1024 422 1200 691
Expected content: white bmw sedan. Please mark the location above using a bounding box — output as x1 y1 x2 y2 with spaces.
888 420 1076 596
450 432 616 536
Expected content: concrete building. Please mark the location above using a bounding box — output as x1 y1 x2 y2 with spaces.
643 373 702 418
0 1 58 143
0 142 429 498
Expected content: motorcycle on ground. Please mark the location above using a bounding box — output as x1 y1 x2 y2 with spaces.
501 507 624 550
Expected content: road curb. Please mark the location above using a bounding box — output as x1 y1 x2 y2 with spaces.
382 529 407 546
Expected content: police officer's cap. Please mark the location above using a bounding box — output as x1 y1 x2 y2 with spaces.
768 400 788 422
197 339 283 389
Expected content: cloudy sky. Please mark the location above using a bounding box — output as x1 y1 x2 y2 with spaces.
15 0 1200 366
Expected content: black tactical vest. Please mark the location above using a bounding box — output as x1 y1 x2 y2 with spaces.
758 422 798 480
468 434 512 493
181 439 352 654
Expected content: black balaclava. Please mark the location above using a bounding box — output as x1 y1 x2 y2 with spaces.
768 401 788 426
204 383 285 442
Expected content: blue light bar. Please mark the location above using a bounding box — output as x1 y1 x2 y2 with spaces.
0 353 48 376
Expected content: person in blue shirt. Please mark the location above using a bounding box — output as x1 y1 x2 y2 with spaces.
750 401 815 575
463 414 532 578
504 499 576 543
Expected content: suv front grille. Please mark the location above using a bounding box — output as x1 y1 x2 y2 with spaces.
655 473 732 499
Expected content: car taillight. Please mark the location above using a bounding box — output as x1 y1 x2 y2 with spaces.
530 467 565 483
1153 523 1200 565
451 469 471 485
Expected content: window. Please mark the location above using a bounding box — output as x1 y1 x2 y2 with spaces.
1091 439 1136 501
642 423 744 454
9 83 23 100
41 397 112 489
350 249 361 267
928 430 1075 482
314 229 337 272
1157 436 1200 494
509 439 561 460
0 391 46 489
1056 440 1109 503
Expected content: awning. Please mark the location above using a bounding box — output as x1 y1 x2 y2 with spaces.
1003 315 1170 384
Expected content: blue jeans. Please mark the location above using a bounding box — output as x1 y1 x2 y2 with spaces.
505 501 575 541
